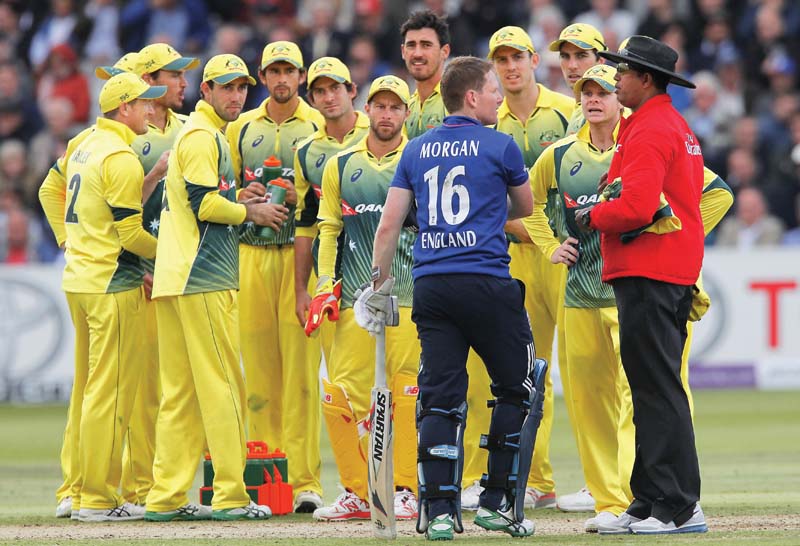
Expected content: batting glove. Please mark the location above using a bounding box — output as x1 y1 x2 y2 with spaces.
304 275 342 337
354 277 399 335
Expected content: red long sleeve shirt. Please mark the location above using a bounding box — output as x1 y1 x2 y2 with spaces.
590 94 704 286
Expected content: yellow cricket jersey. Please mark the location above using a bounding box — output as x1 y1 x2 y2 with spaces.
152 100 247 298
317 135 415 308
406 82 446 139
700 167 734 235
226 97 323 246
132 110 189 175
294 111 370 238
39 126 94 247
62 118 157 294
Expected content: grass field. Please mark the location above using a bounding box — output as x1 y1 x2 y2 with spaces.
0 390 798 544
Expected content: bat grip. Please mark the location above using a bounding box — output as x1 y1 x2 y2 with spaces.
374 325 387 388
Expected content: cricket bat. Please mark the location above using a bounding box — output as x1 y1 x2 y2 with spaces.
368 322 396 539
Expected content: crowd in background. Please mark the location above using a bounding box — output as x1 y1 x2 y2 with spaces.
1 0 799 263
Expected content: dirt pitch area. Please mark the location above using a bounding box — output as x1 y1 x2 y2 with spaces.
1 513 799 541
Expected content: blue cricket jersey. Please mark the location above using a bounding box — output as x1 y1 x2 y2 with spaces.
392 115 528 279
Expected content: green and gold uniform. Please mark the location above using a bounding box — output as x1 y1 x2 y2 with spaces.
63 117 157 511
147 100 252 512
39 126 93 509
405 82 446 139
317 135 419 501
524 122 633 516
294 111 370 364
121 109 188 505
225 97 325 498
462 83 575 496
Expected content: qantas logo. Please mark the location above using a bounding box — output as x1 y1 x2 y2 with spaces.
313 185 322 199
244 167 257 182
341 199 356 216
565 193 601 207
219 176 233 191
355 203 383 213
563 191 579 208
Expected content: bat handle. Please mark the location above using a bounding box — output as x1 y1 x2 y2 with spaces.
375 324 387 388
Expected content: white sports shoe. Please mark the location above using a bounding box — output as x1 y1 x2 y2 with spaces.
77 502 145 522
598 511 642 534
584 510 618 532
212 501 271 520
394 489 418 520
312 489 370 521
524 487 557 509
460 480 483 512
556 487 595 512
294 490 324 513
56 497 72 518
630 504 708 535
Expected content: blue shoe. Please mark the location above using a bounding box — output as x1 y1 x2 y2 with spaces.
630 504 707 535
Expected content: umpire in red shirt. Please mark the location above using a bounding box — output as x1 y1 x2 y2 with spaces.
574 36 708 535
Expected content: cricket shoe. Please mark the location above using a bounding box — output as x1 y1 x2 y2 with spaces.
597 511 642 534
312 489 370 521
630 504 708 535
426 514 455 541
556 486 595 512
294 490 324 513
56 497 72 518
394 488 418 520
460 480 482 512
524 487 557 509
584 510 618 533
145 503 212 521
212 501 271 521
474 506 535 537
77 502 145 522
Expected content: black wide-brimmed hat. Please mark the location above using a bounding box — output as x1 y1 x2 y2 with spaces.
599 35 695 89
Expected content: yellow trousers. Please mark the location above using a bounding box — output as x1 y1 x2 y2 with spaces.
564 306 634 515
239 244 322 496
65 288 145 510
324 308 419 500
146 291 250 512
120 299 160 504
462 243 566 493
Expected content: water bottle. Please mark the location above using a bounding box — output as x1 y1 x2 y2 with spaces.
254 156 284 239
255 177 290 239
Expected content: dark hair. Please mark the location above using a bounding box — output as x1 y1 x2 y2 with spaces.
400 10 450 47
440 56 493 113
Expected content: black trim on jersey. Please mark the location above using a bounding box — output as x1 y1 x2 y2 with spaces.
296 141 318 228
237 120 252 183
703 175 732 195
186 181 217 216
111 207 139 222
553 109 569 133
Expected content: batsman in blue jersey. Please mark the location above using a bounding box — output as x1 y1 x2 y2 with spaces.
356 56 547 540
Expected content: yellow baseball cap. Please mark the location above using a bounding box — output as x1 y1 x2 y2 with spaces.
95 52 140 80
137 43 199 75
573 64 617 101
202 54 256 86
307 57 351 87
260 41 303 71
488 26 536 59
550 23 606 52
98 72 167 113
367 75 410 104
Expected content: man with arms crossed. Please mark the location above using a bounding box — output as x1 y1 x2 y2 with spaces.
226 40 325 513
361 56 538 540
145 55 285 522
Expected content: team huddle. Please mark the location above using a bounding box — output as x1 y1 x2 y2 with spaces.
40 8 731 541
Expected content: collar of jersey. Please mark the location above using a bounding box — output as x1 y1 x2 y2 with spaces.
576 116 622 150
498 84 562 121
147 108 180 134
317 110 369 141
96 116 137 145
410 81 441 103
442 115 480 127
350 133 408 162
194 100 227 130
259 96 314 123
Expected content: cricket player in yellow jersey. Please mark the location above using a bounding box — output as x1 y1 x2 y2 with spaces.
116 43 199 507
460 26 574 512
294 57 369 362
225 41 325 513
400 10 450 138
309 75 419 521
145 55 286 522
549 23 608 135
42 52 141 520
61 73 165 522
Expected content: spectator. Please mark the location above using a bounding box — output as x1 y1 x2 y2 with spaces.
28 0 89 70
299 0 350 62
782 196 800 244
725 147 760 191
296 0 353 34
528 4 566 80
573 0 637 48
0 96 40 145
347 34 390 109
119 0 211 54
0 0 27 62
0 139 41 208
714 47 745 120
82 0 121 66
684 71 730 166
636 0 678 42
36 43 90 126
716 187 785 248
29 97 74 182
0 187 44 263
687 12 737 74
